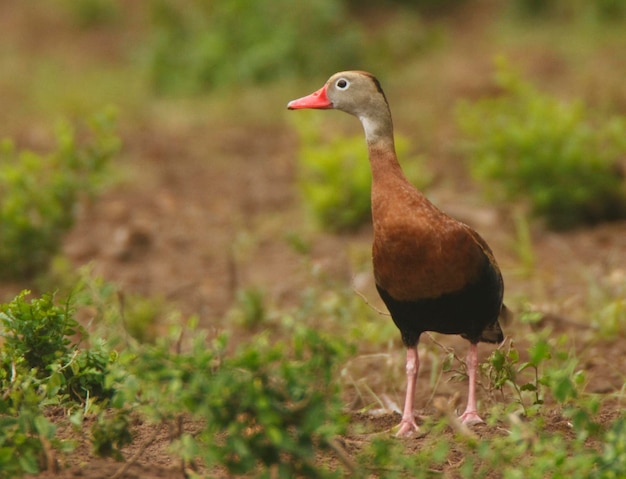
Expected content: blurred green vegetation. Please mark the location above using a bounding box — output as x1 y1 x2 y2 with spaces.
457 60 626 230
146 0 363 94
0 110 120 280
510 0 626 21
296 123 372 233
61 0 120 28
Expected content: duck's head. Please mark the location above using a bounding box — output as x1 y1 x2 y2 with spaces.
288 71 389 117
288 71 392 143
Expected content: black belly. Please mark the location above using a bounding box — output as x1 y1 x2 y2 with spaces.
376 258 503 347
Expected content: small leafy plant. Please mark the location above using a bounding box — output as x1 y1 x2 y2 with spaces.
117 322 351 478
0 110 120 279
91 409 133 461
232 287 267 330
456 59 626 230
0 290 115 403
0 288 120 476
0 291 81 376
0 387 64 477
482 339 550 415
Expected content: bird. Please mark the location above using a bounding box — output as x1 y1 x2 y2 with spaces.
288 71 509 437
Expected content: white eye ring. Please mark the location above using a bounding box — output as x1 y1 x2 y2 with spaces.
335 78 350 90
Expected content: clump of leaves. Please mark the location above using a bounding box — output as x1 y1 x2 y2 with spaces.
0 289 120 477
117 321 351 478
457 59 626 230
91 409 133 461
0 290 115 403
0 109 120 279
596 417 626 477
203 331 348 476
294 116 431 232
0 389 63 477
0 291 81 375
482 339 551 416
233 287 267 330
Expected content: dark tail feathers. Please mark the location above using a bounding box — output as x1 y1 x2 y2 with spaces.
479 304 512 344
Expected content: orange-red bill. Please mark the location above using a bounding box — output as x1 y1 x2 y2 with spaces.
287 86 332 110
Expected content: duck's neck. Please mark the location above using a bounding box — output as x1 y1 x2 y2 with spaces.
358 103 394 147
357 105 407 182
367 139 404 184
362 118 407 187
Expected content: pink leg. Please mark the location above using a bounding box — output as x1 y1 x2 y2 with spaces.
458 343 484 425
396 346 420 437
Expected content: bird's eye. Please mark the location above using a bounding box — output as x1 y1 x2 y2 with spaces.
336 78 350 90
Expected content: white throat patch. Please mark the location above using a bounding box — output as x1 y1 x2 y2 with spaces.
359 115 379 142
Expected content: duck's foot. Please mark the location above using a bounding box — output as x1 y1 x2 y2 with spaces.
458 410 484 426
395 418 420 438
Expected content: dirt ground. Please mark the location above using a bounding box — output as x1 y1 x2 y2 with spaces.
2 3 624 478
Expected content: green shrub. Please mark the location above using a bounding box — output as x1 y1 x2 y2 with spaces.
456 60 626 230
0 290 115 403
596 418 626 478
510 0 563 18
0 392 62 477
298 132 372 233
2 284 626 477
0 110 120 279
0 289 120 476
146 0 363 94
594 0 626 21
234 287 267 330
295 117 431 232
0 291 80 375
91 409 133 461
119 293 165 343
200 330 348 477
114 322 350 477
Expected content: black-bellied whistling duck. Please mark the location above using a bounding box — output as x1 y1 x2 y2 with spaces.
288 71 509 437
